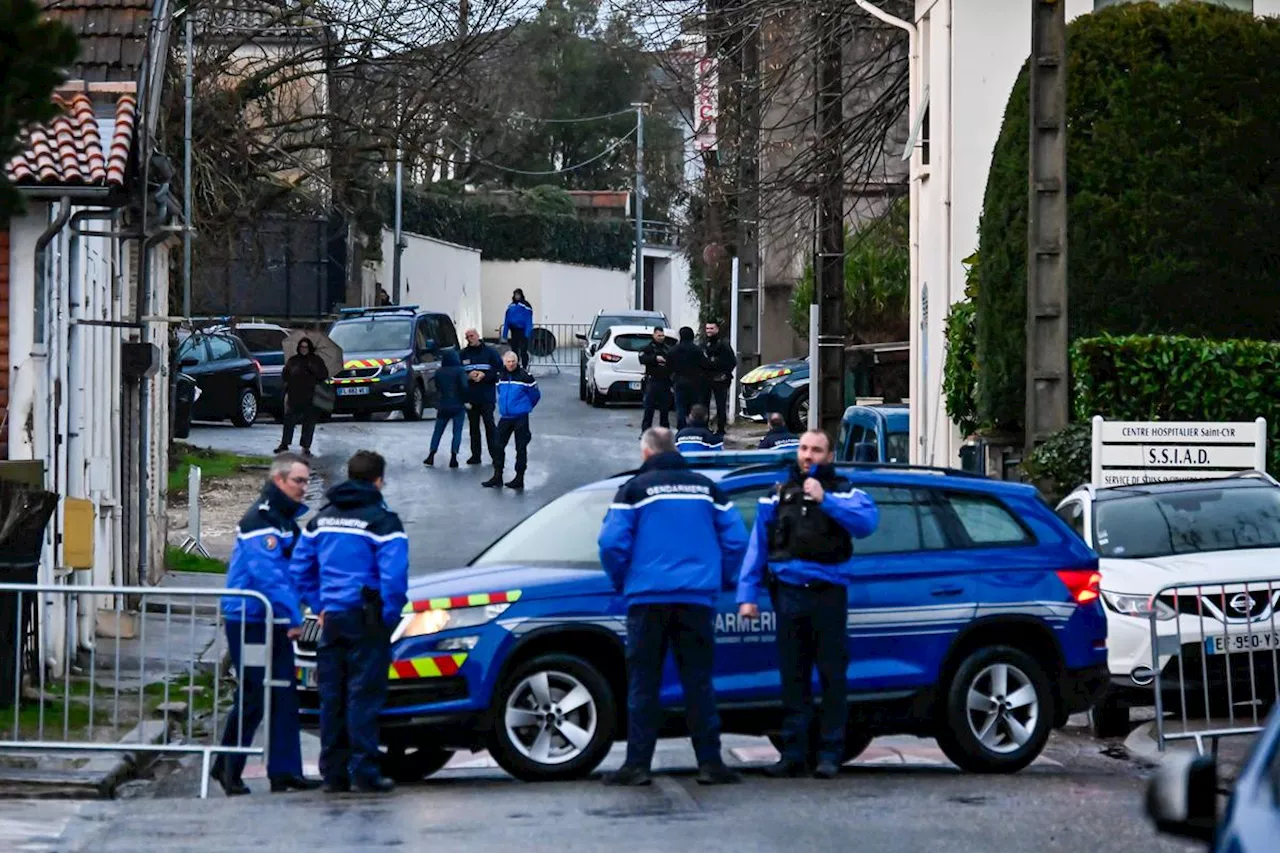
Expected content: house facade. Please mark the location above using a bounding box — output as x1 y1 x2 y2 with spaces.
3 0 176 669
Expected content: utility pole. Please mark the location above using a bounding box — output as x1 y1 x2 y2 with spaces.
633 102 646 310
1025 0 1069 449
814 0 846 437
734 2 761 376
182 12 194 320
392 81 404 304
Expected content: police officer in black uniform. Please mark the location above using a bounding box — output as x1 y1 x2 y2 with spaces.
638 327 673 434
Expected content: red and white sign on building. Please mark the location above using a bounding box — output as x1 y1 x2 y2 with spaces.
690 35 718 152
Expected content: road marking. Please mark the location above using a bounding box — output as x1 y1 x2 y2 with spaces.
0 802 82 851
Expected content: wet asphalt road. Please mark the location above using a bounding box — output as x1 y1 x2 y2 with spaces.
186 369 644 574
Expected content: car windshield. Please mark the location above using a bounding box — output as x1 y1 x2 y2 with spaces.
1093 486 1280 559
592 315 658 339
884 431 910 464
471 488 614 568
328 319 412 352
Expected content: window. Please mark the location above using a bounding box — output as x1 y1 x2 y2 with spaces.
471 488 614 568
236 328 285 353
434 317 459 349
415 318 435 352
177 337 206 365
205 336 237 362
884 432 910 464
730 487 774 532
948 494 1034 546
1093 486 1280 559
1056 501 1086 540
615 334 653 353
852 486 947 555
328 318 413 352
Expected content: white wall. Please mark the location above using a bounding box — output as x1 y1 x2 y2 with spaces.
645 246 698 332
480 260 631 333
378 229 483 335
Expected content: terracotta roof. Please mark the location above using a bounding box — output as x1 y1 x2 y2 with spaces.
5 90 138 188
40 0 154 84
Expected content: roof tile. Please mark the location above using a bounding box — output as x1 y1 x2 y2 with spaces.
5 91 138 189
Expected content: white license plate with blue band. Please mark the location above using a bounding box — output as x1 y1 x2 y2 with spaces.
1205 632 1280 655
628 381 642 390
338 386 369 396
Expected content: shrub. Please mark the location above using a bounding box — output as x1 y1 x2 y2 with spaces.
1023 422 1091 502
943 300 978 437
976 3 1280 433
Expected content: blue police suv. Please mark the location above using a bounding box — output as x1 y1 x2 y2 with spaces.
293 453 1108 783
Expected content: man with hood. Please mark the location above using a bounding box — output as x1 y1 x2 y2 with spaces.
290 450 408 794
502 288 535 370
214 452 320 795
701 321 737 435
484 350 541 491
459 328 503 465
666 326 711 430
737 430 879 780
425 348 468 468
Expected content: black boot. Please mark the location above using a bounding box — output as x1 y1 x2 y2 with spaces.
449 454 459 468
424 452 435 466
482 471 503 488
505 473 524 491
763 759 808 779
271 774 323 792
466 455 482 465
603 765 652 786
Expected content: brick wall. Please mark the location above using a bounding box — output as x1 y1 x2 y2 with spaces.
0 226 8 459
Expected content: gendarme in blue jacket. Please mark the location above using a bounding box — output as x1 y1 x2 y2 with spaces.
497 366 541 419
459 341 502 406
221 482 308 627
502 301 534 339
599 451 748 608
289 480 409 627
675 424 723 453
736 463 880 605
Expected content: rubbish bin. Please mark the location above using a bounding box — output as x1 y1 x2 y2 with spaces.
0 480 57 710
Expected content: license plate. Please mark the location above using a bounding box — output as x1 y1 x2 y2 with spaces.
628 381 642 391
1204 632 1280 655
337 386 369 396
296 665 318 688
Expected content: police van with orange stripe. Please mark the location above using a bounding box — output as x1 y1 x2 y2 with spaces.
324 306 460 422
292 452 1109 784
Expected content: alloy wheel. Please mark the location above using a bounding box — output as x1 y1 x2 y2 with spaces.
964 662 1040 755
503 670 598 766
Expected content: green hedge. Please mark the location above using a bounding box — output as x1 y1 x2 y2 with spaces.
1025 334 1280 496
386 186 633 270
976 3 1280 433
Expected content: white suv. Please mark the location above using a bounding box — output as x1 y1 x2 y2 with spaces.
584 325 676 407
1056 474 1280 737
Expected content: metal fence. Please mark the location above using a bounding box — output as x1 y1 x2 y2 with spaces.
0 583 276 798
1150 576 1280 754
488 323 590 373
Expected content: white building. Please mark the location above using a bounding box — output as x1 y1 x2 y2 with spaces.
883 0 1275 466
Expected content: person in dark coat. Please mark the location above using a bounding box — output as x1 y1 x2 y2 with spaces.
276 338 329 456
502 289 535 370
638 327 673 434
701 321 737 435
758 412 800 449
666 326 711 430
425 348 469 468
460 328 503 465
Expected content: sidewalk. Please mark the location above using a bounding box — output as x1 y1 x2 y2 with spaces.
1123 716 1261 782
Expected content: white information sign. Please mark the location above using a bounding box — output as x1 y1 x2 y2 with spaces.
1090 416 1267 487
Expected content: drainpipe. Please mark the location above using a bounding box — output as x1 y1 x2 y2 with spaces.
135 228 170 586
853 1 920 461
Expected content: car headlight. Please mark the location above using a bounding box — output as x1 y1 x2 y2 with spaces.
1101 591 1175 620
393 603 510 642
382 359 408 376
757 375 789 391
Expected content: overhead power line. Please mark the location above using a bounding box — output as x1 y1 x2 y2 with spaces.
449 126 638 176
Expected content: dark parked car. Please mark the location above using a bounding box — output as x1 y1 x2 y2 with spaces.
210 323 289 418
176 332 264 427
171 372 197 439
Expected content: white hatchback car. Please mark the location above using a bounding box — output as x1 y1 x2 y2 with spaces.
1056 474 1280 737
584 325 677 407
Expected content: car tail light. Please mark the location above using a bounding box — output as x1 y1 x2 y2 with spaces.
600 352 622 363
1056 569 1101 604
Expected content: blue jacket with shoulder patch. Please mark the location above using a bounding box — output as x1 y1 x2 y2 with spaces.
460 342 503 405
598 451 748 607
497 367 541 418
221 483 308 627
675 424 723 453
289 480 409 626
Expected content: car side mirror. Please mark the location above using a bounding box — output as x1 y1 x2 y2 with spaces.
575 334 588 343
179 357 198 368
853 441 879 463
1145 752 1218 843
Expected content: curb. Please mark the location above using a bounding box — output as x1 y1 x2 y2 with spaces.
0 719 171 800
1122 719 1165 767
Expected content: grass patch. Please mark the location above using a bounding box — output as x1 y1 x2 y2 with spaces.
168 442 269 494
165 546 227 574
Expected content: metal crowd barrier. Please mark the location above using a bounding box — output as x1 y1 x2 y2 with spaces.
0 583 276 799
489 323 591 373
1150 576 1280 754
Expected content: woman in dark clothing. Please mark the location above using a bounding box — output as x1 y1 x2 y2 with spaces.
502 288 535 370
425 348 470 468
276 338 329 456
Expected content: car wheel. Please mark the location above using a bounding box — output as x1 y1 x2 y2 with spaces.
936 645 1053 774
579 366 587 401
380 740 453 784
487 653 616 782
788 393 809 433
232 388 259 427
590 381 606 408
768 723 873 766
1089 695 1130 739
403 381 425 421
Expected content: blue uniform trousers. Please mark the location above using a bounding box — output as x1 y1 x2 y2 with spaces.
217 621 303 781
316 609 390 785
623 603 723 769
774 581 849 765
